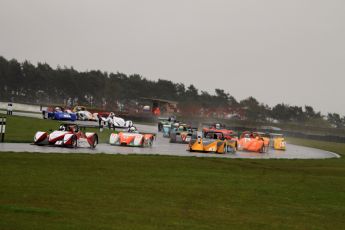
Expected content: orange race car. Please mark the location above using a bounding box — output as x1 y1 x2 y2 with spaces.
237 131 270 153
188 131 237 153
109 126 155 147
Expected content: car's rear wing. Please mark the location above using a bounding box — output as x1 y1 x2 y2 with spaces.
256 132 270 137
227 132 239 137
138 132 156 135
139 132 157 139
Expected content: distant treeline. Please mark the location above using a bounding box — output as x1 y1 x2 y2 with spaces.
0 56 344 128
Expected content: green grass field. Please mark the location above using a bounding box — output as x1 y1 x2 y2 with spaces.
1 115 345 229
0 152 344 230
2 115 113 143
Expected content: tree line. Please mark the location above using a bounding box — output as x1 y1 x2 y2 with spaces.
0 56 344 128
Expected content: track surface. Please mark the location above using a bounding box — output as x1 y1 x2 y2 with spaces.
0 112 340 159
0 123 340 159
0 142 339 159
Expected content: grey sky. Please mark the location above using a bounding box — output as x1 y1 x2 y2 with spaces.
1 0 344 114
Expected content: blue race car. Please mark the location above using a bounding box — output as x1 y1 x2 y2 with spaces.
46 107 77 121
162 124 173 138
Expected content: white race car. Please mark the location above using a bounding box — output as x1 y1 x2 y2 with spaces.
101 112 133 129
73 106 98 121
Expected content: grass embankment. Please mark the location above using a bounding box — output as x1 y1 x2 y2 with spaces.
3 115 113 143
287 137 345 157
0 152 344 230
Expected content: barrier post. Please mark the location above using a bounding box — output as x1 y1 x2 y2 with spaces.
0 117 6 142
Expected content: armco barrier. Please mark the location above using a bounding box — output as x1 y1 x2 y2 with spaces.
0 102 47 113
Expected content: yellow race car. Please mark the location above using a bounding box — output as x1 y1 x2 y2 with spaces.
269 133 286 150
188 131 237 154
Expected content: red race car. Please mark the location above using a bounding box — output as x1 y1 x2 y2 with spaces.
34 124 98 148
202 123 236 140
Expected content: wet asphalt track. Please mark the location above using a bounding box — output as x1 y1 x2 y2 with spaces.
0 122 340 159
0 142 340 159
0 111 340 159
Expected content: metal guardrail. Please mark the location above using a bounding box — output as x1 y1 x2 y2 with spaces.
0 117 6 142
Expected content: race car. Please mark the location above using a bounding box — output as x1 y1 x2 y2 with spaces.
109 127 155 147
157 116 176 132
202 123 236 140
257 132 271 147
162 124 173 137
73 106 99 121
44 107 77 121
202 123 226 130
33 124 98 148
188 131 237 153
170 124 198 143
269 133 286 150
162 121 185 138
237 131 270 153
101 112 133 129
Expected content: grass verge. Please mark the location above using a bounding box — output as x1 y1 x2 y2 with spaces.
0 152 344 230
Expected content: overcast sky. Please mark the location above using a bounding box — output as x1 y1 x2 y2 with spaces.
1 0 344 114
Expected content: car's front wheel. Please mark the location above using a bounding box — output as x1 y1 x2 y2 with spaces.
90 135 98 149
70 135 78 148
221 144 227 154
226 145 233 153
148 139 153 147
